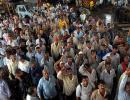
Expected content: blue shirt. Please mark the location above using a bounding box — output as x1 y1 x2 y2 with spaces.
74 30 84 39
127 37 130 44
37 75 57 99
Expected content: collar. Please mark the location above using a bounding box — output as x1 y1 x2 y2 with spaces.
104 69 112 74
98 89 107 97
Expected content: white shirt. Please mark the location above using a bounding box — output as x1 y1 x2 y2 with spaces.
103 52 120 70
26 94 39 100
36 38 46 45
0 48 5 56
41 57 54 75
35 52 43 64
80 14 86 22
79 65 97 85
51 43 60 58
3 57 10 66
6 39 18 47
26 52 35 60
76 83 93 100
100 69 116 90
18 60 30 73
118 74 130 100
7 60 18 75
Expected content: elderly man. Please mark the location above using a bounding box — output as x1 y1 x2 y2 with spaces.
37 69 57 100
100 61 116 92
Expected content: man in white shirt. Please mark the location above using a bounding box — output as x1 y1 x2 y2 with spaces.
79 63 97 87
80 13 86 23
65 56 77 75
18 55 30 73
36 34 46 45
76 76 94 100
51 37 61 61
100 61 116 92
35 46 44 65
3 49 10 66
118 69 130 100
97 56 111 76
6 34 18 47
40 52 55 75
103 45 120 71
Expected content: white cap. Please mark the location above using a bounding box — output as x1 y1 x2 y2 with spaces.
78 51 83 55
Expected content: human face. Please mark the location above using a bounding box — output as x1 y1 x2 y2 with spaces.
124 56 129 64
43 70 49 80
98 84 105 93
126 83 130 95
67 58 72 65
82 78 89 87
10 55 16 61
112 48 118 54
79 54 83 58
66 68 72 75
67 42 73 47
106 64 111 71
44 53 49 60
31 63 36 68
87 43 91 48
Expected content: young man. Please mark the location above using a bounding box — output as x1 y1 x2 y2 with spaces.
118 68 130 100
76 76 94 100
100 62 116 92
65 56 77 75
79 63 97 86
29 60 42 86
18 55 30 74
40 52 55 75
103 45 120 71
117 55 129 78
91 80 110 100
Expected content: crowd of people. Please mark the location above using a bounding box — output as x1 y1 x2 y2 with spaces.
0 2 130 100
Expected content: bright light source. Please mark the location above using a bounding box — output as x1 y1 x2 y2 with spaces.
105 14 112 24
